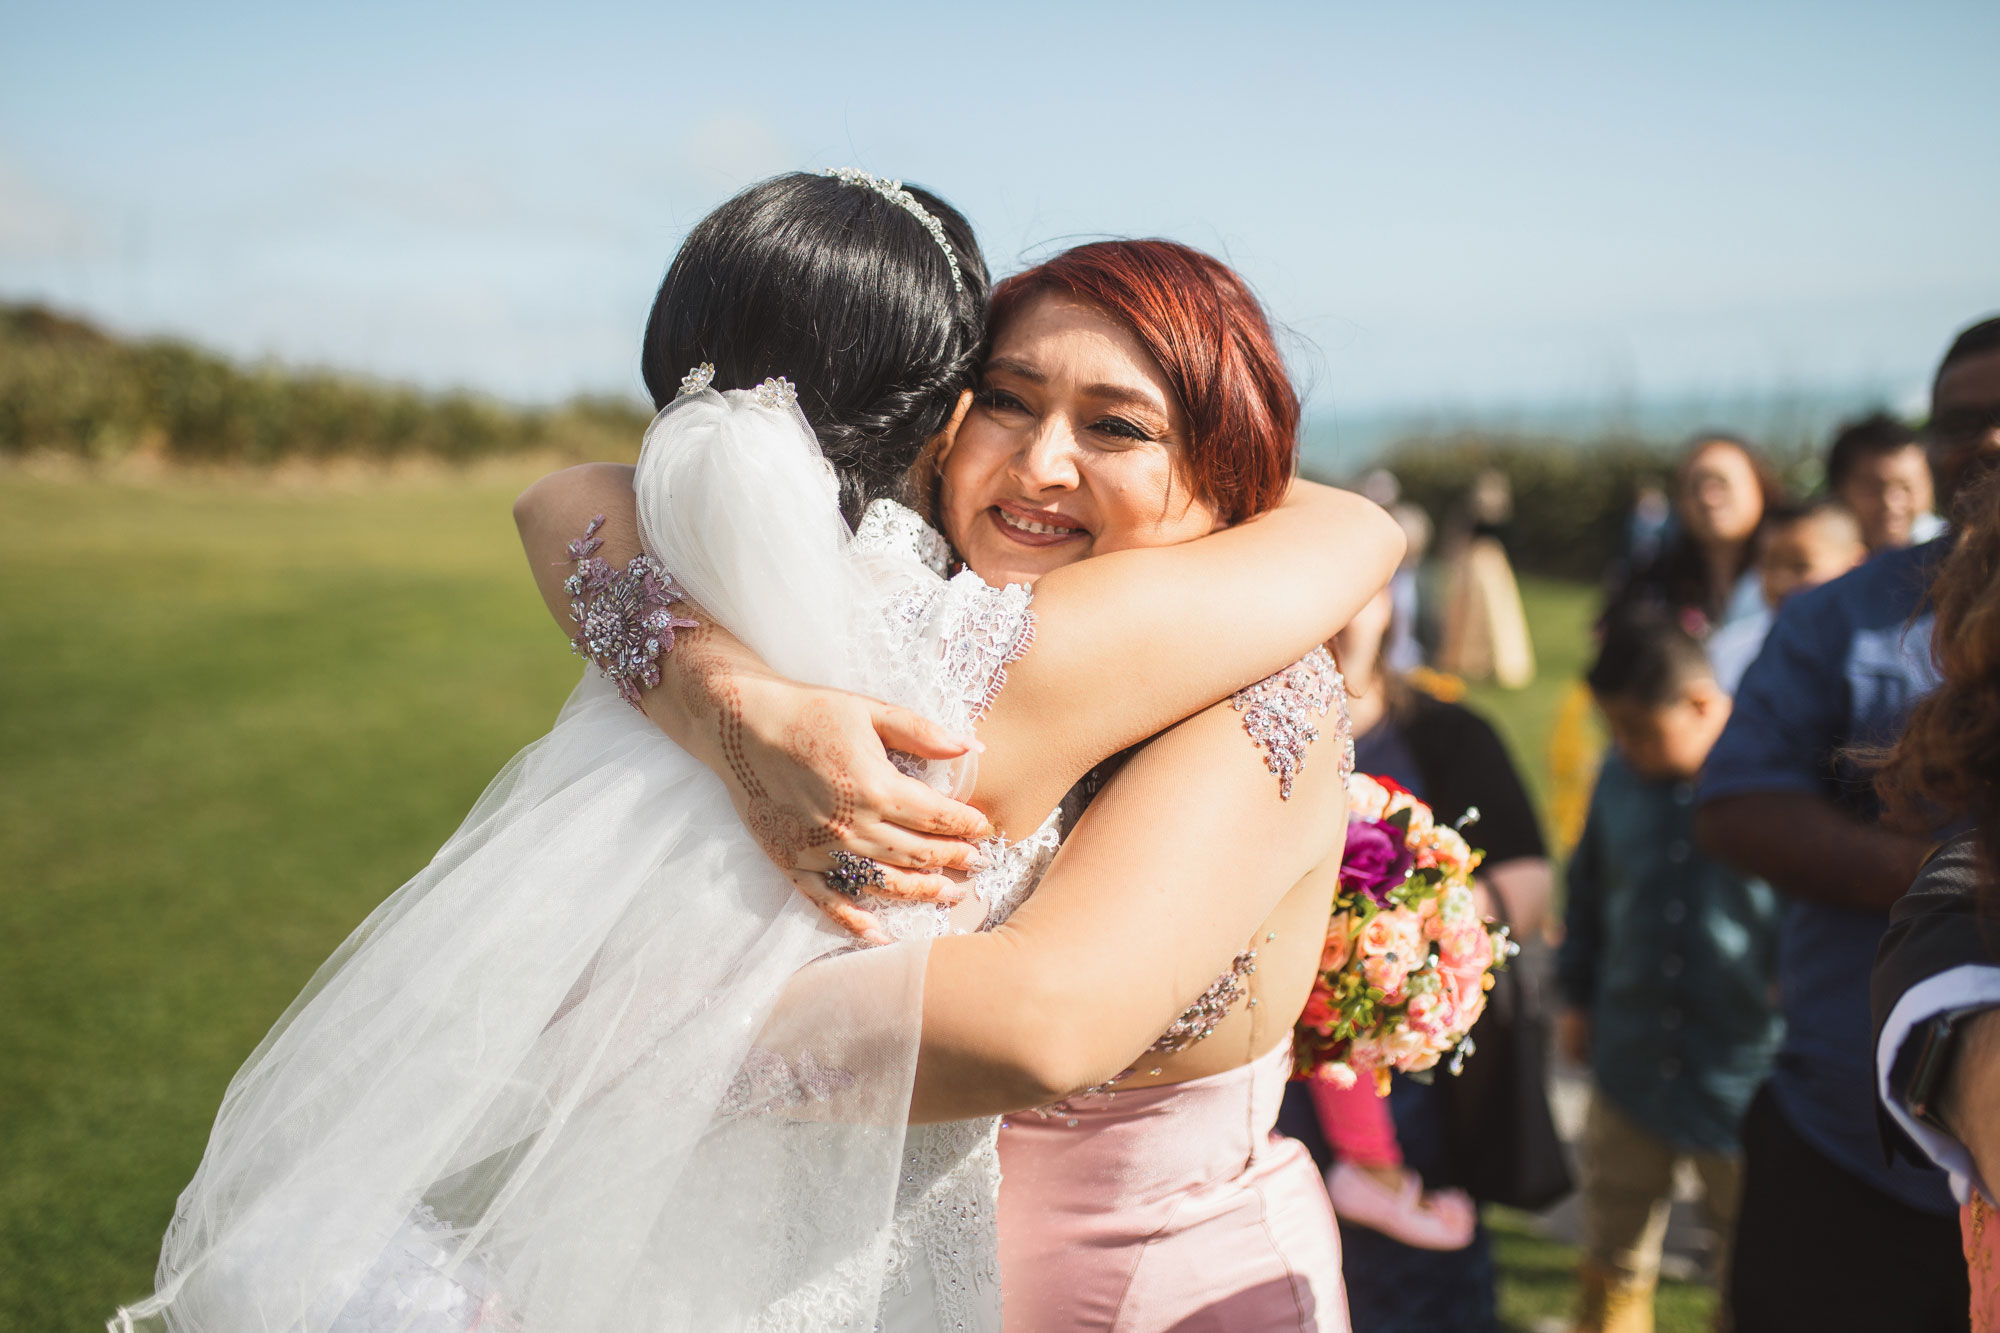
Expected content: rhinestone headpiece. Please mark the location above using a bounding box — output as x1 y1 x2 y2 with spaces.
673 363 797 411
820 167 965 293
676 363 715 399
751 376 798 410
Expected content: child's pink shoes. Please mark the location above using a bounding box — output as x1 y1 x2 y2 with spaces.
1325 1161 1478 1251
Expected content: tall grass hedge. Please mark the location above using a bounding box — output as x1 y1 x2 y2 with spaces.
0 303 649 464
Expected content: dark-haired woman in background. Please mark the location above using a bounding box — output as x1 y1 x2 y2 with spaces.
1274 586 1556 1332
1873 469 2000 1331
1607 432 1781 642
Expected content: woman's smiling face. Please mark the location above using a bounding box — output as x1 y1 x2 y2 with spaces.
935 291 1221 587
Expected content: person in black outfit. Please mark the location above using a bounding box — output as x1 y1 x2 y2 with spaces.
1277 587 1560 1332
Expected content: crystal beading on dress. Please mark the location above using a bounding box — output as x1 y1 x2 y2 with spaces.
1147 949 1260 1055
1233 643 1343 799
820 167 965 293
564 514 700 709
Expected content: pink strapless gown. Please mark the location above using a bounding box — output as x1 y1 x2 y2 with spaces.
997 1042 1349 1331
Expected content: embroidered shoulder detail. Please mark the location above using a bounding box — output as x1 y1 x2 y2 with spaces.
933 573 1036 726
1232 645 1343 800
853 499 953 577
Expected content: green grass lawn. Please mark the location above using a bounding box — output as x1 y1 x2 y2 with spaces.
0 469 583 1324
0 473 1703 1329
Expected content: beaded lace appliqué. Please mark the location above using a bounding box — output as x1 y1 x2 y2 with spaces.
1232 645 1343 799
854 499 953 578
565 515 699 709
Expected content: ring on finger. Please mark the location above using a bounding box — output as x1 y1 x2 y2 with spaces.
824 849 888 900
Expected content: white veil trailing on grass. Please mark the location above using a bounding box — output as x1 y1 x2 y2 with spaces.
112 379 1004 1333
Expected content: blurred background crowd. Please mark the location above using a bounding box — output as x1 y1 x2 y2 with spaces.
1292 316 2000 1331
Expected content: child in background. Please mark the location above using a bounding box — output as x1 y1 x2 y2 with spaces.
1826 411 1947 552
1558 609 1783 1333
1706 499 1867 694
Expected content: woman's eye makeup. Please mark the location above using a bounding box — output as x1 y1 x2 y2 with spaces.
1091 415 1154 442
974 387 1029 414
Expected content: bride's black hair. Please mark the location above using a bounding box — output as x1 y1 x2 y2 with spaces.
641 171 990 525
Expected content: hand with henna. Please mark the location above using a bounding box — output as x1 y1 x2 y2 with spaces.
666 624 996 943
516 465 994 942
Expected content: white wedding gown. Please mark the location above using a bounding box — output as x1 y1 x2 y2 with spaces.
113 382 1049 1333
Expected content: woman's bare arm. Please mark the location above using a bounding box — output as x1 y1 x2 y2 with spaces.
973 480 1397 831
516 463 1396 841
905 693 1348 1122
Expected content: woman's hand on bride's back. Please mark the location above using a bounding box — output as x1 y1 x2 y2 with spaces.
716 672 995 942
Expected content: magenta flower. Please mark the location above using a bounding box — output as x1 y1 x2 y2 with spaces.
1341 817 1414 904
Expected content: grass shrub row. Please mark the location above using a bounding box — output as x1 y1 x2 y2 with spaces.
0 304 650 464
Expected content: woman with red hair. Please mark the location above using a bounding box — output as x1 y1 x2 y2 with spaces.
515 233 1387 1329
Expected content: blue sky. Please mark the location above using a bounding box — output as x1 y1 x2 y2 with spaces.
3 0 1995 420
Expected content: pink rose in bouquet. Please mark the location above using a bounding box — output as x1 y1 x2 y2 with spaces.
1359 909 1424 1001
1321 915 1354 973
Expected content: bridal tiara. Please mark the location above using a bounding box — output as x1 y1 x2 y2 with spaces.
675 362 798 411
820 167 965 293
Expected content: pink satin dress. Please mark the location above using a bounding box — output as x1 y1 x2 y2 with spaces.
996 1041 1349 1332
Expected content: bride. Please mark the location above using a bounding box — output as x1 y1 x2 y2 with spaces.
115 171 1396 1332
515 219 1391 1326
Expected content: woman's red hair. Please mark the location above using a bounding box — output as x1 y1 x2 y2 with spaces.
989 239 1299 523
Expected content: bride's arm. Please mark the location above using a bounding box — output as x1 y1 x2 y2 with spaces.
515 462 1396 839
907 691 1347 1120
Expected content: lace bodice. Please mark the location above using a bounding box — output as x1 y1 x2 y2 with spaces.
815 503 1045 1333
847 501 1034 737
846 502 1038 945
853 499 953 577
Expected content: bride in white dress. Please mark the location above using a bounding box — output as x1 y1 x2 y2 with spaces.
114 172 1396 1333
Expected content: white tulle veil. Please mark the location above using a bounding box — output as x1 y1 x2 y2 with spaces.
113 382 979 1333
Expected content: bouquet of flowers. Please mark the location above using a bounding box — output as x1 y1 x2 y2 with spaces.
1294 772 1515 1094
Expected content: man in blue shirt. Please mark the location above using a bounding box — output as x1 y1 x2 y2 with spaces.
1698 318 2000 1331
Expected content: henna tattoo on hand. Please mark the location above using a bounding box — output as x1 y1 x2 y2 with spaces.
663 624 851 868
